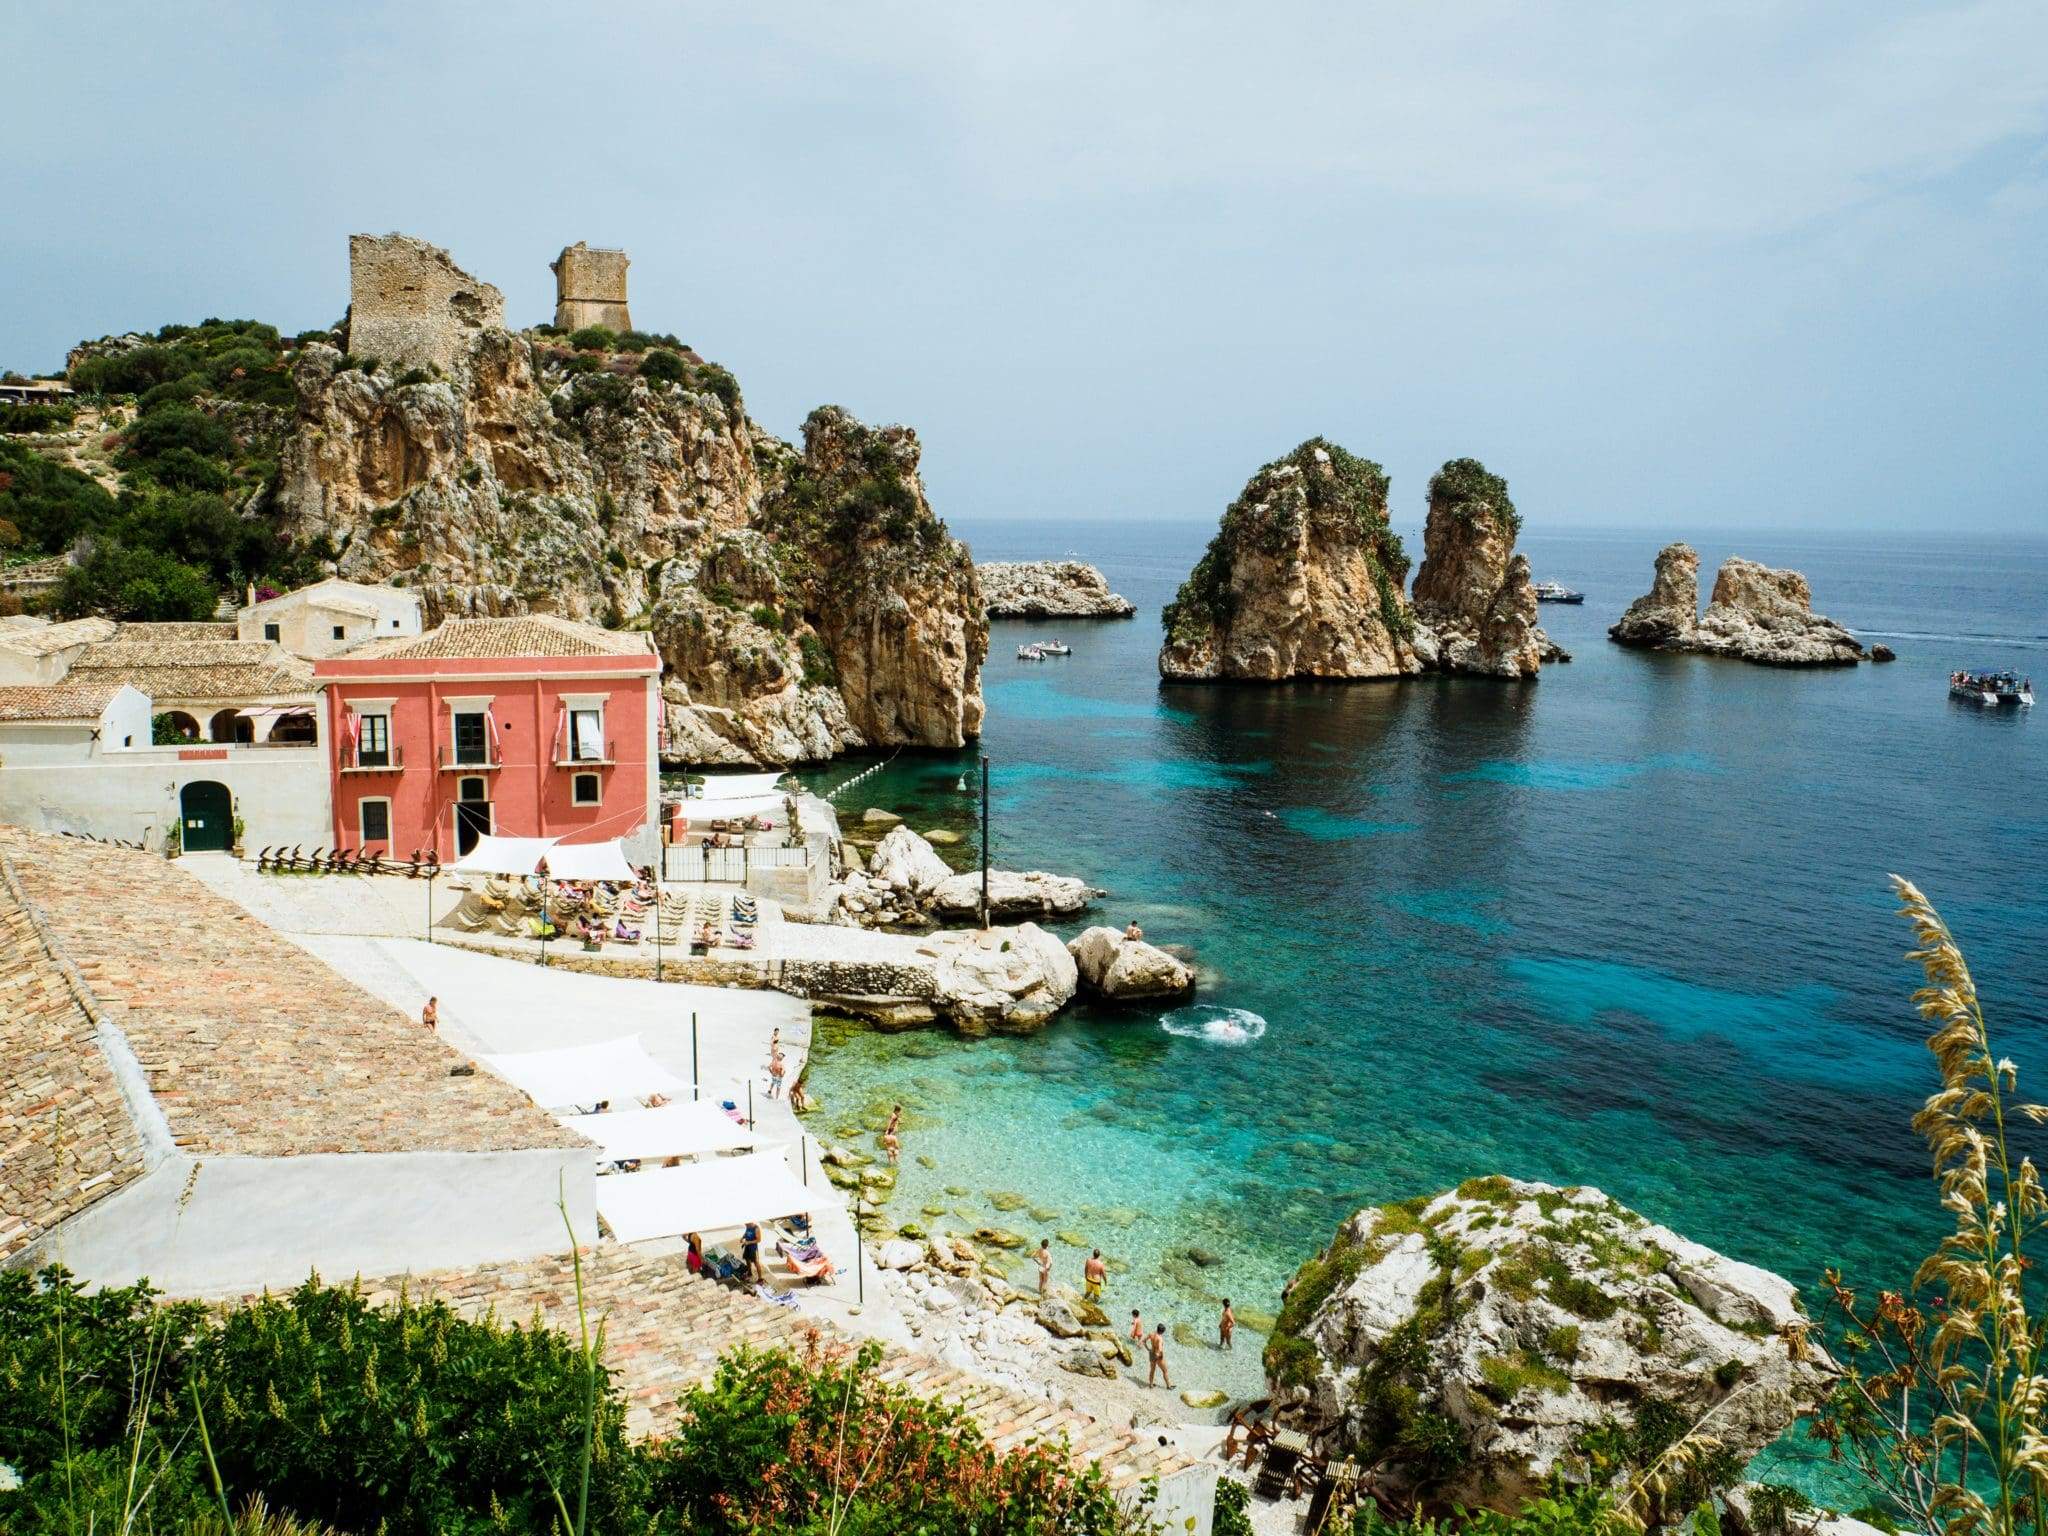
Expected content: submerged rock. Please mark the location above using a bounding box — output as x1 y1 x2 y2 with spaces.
1266 1177 1833 1514
1409 459 1548 679
1068 925 1195 1002
978 560 1136 618
1160 439 1421 681
1609 542 1702 650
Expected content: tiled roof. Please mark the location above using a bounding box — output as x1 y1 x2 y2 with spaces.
119 621 239 642
345 615 658 662
0 617 118 657
0 827 580 1159
0 680 128 721
0 845 146 1262
333 1246 1198 1490
67 635 315 703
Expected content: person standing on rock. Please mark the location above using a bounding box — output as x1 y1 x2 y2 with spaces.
1146 1324 1172 1389
1034 1238 1053 1297
1219 1298 1235 1351
1084 1249 1107 1302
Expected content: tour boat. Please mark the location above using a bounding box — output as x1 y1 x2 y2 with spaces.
1533 581 1584 604
1037 640 1072 656
1950 669 2034 708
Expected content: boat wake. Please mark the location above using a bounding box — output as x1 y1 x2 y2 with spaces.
1858 629 2048 649
1160 1004 1267 1046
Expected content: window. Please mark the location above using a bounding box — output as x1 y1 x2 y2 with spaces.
356 712 390 767
359 798 391 846
453 711 490 765
332 625 345 640
569 706 604 761
390 618 401 628
573 772 601 806
263 622 279 641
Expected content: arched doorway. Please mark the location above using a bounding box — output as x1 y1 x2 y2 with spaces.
180 781 233 852
455 776 491 856
153 711 199 743
268 711 317 744
209 708 253 744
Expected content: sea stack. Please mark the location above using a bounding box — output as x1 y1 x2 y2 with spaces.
1408 458 1560 677
1609 544 1865 666
1159 439 1420 681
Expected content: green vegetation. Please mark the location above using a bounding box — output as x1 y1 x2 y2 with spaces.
69 320 295 409
0 402 76 434
0 1266 1143 1536
1428 458 1520 538
554 371 635 424
1477 1349 1571 1402
57 541 220 620
637 347 687 383
1350 1480 1620 1536
567 325 619 352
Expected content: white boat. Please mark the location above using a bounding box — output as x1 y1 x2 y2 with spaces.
1017 644 1046 661
1950 669 2033 708
1037 640 1072 656
1533 581 1584 604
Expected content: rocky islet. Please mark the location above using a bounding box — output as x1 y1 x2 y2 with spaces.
1609 542 1867 665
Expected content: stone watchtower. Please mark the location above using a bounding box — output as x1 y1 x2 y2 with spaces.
551 243 631 333
346 233 505 374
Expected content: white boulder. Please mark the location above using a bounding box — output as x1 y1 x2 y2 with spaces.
1069 925 1195 1002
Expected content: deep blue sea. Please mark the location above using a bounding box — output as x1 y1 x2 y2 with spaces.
804 518 2047 1485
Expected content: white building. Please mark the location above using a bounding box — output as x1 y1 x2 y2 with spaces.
237 577 424 658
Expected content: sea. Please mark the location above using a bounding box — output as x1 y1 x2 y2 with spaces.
800 517 2047 1491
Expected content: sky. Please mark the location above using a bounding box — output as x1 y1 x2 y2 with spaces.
4 2 2045 533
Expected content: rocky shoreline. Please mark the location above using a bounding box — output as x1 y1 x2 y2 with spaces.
978 560 1136 619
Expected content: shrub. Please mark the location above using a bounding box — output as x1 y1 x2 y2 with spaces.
56 541 218 620
556 371 634 423
695 362 742 413
144 444 233 492
638 347 687 383
1214 1476 1254 1536
0 402 76 434
120 404 234 464
568 325 618 353
0 440 116 550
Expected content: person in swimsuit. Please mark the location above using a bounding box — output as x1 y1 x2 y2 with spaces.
1129 1309 1144 1346
421 996 438 1031
1034 1238 1053 1297
742 1220 765 1282
1084 1250 1107 1301
1220 1298 1235 1350
1146 1324 1172 1388
768 1050 786 1099
882 1103 902 1163
686 1232 704 1276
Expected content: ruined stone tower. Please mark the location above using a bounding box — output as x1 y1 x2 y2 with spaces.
551 243 631 333
346 233 504 374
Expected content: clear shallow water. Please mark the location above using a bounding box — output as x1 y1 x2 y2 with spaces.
806 519 2048 1480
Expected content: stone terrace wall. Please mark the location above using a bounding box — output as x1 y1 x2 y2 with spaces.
347 232 506 374
551 241 632 332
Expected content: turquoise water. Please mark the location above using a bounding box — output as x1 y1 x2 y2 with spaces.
805 520 2048 1481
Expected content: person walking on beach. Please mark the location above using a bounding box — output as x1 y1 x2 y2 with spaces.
1084 1249 1106 1302
1146 1324 1172 1389
421 996 437 1031
882 1103 902 1163
767 1049 786 1099
1219 1298 1235 1351
1129 1309 1144 1347
1035 1238 1053 1297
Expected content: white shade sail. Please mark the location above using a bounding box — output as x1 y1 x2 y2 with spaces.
675 793 785 823
450 834 558 876
478 1035 691 1108
559 1101 762 1160
595 1156 818 1243
692 772 786 801
544 838 638 883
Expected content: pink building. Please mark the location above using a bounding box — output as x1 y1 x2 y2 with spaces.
315 616 663 864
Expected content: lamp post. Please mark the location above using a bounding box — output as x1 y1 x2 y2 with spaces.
978 753 991 931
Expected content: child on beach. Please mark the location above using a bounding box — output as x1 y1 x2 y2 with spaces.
1034 1238 1053 1297
1129 1309 1144 1346
1220 1298 1235 1350
421 996 437 1031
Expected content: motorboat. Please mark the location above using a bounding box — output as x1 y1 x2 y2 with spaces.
1017 644 1046 661
1037 640 1072 656
1533 581 1584 604
1950 669 2033 708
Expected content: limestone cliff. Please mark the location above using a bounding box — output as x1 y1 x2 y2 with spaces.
1409 458 1553 678
977 561 1135 618
1609 544 1864 666
273 335 985 763
1608 542 1701 649
1159 439 1419 681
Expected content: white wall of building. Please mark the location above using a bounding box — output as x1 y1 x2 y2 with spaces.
239 581 424 658
21 1146 596 1297
0 741 330 850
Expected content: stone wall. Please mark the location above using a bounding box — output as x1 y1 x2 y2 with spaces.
347 233 506 374
552 242 632 332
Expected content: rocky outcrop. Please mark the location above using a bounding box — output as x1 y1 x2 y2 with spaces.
869 824 953 896
1267 1177 1832 1514
1069 925 1195 1002
929 923 1077 1035
929 869 1093 922
273 269 984 765
1609 544 1864 666
977 561 1136 619
1609 542 1702 650
1409 459 1552 679
1160 440 1420 681
1694 558 1866 666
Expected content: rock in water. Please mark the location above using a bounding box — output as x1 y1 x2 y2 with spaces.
1693 558 1866 666
929 923 1078 1035
274 257 985 765
870 825 953 896
978 561 1136 618
928 869 1093 921
1068 925 1195 1001
1609 542 1702 649
1409 459 1547 678
1869 644 1896 663
1265 1177 1833 1514
1159 439 1420 681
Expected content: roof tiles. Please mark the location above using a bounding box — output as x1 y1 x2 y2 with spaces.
345 615 657 662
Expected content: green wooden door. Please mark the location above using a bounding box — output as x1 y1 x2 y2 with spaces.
180 781 233 852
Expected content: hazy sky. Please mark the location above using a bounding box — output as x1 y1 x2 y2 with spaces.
5 3 2044 532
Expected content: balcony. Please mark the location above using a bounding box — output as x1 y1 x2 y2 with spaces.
439 749 502 772
340 746 405 774
553 754 614 769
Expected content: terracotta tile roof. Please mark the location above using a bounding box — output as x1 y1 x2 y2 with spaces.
0 827 580 1159
345 615 658 662
67 635 315 703
0 616 118 657
0 679 128 721
330 1246 1198 1490
118 621 240 642
0 846 146 1262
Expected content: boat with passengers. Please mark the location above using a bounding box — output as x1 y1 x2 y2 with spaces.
1950 669 2034 708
